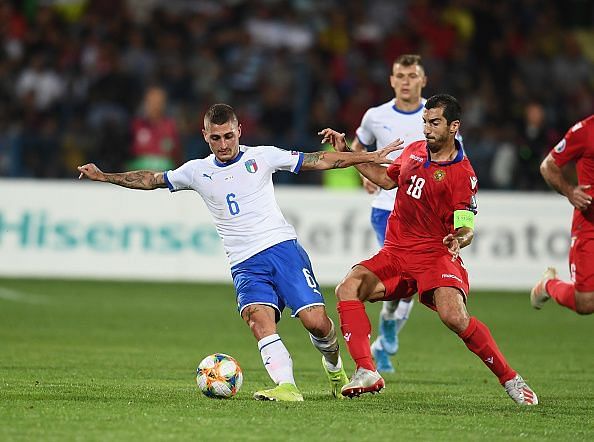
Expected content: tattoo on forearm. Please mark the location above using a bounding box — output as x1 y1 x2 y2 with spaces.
332 160 345 168
303 152 324 167
106 171 161 189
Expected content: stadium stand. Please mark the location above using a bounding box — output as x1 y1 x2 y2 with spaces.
0 0 592 188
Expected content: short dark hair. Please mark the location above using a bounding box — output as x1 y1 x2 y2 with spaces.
425 94 461 125
204 103 238 127
394 54 422 68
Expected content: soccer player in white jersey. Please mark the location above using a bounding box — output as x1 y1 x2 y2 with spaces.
350 54 427 373
77 103 402 402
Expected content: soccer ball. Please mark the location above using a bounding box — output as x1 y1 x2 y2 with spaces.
196 353 243 398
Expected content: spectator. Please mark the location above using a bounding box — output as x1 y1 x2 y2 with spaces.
513 102 558 190
0 0 591 187
129 86 181 171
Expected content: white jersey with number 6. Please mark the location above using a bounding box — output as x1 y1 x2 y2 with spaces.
164 145 304 266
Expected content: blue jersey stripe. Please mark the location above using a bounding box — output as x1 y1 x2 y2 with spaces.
293 152 304 173
423 139 464 168
392 103 424 115
213 151 245 167
163 171 174 191
356 135 374 149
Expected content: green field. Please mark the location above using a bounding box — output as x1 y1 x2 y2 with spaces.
0 279 592 441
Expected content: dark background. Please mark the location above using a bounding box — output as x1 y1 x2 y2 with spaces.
0 0 592 189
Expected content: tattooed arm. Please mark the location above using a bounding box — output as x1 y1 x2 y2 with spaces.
77 163 167 190
299 136 403 171
315 127 400 189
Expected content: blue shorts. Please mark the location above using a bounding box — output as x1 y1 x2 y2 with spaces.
371 207 391 246
231 240 324 321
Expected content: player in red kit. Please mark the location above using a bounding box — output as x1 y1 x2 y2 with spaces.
130 86 181 171
322 94 538 405
531 115 594 315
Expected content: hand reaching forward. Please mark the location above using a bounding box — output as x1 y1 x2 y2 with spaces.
372 139 404 164
318 128 349 152
372 138 404 164
78 163 105 181
568 184 592 211
443 233 460 261
318 127 404 163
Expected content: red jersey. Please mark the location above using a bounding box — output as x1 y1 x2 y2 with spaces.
384 139 478 254
550 115 594 239
131 117 180 161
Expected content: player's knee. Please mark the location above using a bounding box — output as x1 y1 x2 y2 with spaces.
575 292 594 315
246 319 276 339
335 278 362 302
241 307 276 339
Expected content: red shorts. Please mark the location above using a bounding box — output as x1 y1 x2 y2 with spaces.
359 247 470 309
569 236 594 292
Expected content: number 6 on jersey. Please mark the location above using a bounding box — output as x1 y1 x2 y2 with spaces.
226 193 240 215
302 268 321 294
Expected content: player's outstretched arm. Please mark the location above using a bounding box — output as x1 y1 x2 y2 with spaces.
354 137 405 190
540 153 592 211
312 128 399 189
77 163 167 190
351 137 380 195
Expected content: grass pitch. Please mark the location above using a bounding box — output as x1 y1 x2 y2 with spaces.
0 279 592 441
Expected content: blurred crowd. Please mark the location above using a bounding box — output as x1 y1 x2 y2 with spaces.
0 0 592 189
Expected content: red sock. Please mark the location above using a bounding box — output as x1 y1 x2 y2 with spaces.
458 317 516 384
546 279 577 311
337 300 375 371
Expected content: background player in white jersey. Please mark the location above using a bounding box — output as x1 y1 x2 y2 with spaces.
77 103 401 402
350 54 427 372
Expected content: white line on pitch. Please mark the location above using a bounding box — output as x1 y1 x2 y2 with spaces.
0 287 48 304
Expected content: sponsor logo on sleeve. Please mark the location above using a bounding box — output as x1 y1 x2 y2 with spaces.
470 176 478 189
468 195 477 212
553 139 566 153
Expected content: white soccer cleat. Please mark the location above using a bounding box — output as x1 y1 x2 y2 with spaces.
341 367 385 398
504 374 538 405
530 267 557 309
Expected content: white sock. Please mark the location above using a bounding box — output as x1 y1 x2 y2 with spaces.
258 334 295 386
394 299 414 321
381 299 414 335
309 320 341 370
380 299 399 320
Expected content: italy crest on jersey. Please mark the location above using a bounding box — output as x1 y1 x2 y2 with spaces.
245 159 258 173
